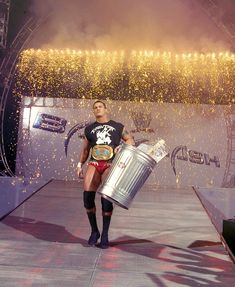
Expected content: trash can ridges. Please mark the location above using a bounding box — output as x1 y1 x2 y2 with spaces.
98 144 156 209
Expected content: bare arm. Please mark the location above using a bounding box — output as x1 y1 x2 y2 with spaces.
77 137 90 177
78 137 90 164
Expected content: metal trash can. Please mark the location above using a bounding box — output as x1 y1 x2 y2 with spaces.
98 144 157 209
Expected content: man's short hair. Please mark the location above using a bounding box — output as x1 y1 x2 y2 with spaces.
93 100 107 109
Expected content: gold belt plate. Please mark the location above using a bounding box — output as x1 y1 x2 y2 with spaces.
91 145 114 160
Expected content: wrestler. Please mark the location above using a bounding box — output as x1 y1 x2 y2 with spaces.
77 100 134 248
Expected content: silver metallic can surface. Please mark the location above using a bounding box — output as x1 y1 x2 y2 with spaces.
98 144 156 209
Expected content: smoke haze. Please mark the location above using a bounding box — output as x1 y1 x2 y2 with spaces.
29 0 232 52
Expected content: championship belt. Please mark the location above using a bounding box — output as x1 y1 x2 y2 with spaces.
91 145 114 161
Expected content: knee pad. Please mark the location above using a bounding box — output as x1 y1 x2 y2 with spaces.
101 197 113 212
83 191 96 209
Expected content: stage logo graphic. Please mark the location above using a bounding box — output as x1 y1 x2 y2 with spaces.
33 113 67 133
170 145 220 175
131 111 154 133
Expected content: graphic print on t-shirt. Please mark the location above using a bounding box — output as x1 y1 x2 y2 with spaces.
91 125 116 145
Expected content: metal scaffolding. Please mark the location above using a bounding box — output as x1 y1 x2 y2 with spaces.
196 0 235 187
0 15 46 175
0 0 10 49
222 109 235 187
197 0 235 50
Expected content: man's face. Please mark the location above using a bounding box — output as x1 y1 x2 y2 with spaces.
93 102 107 118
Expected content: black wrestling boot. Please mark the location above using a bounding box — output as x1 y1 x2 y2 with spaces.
87 212 100 245
97 215 111 249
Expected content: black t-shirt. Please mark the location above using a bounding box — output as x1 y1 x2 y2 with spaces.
84 120 124 161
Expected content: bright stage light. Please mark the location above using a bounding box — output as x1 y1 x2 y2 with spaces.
14 49 235 105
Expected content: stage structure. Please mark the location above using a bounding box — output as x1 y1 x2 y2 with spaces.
0 14 51 219
11 49 234 188
0 16 48 175
0 0 10 49
197 0 235 50
15 96 234 188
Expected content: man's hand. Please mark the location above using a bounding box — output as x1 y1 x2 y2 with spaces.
114 145 122 154
77 163 84 179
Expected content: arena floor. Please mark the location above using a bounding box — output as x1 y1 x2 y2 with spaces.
0 180 234 287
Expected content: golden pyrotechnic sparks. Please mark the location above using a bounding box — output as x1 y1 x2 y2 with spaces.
14 49 235 104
